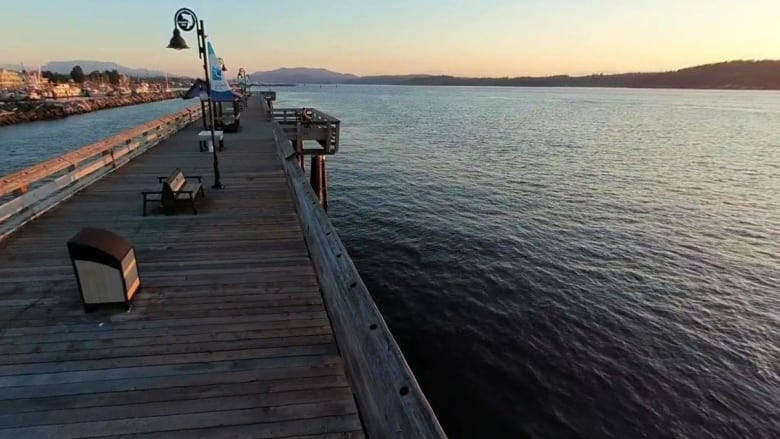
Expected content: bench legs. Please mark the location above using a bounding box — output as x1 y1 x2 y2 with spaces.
142 189 204 216
142 195 157 216
199 139 224 152
189 188 206 214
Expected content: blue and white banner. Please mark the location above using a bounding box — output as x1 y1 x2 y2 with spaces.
206 39 235 101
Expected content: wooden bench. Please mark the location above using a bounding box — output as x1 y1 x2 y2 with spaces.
141 168 205 216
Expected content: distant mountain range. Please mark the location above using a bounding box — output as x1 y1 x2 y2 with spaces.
248 67 358 84
250 61 780 90
0 61 171 77
4 60 780 90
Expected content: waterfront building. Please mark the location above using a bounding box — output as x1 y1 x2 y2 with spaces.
0 69 24 89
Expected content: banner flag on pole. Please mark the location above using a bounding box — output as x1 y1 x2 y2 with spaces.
206 39 235 101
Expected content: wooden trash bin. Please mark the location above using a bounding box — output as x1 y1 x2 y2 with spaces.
67 227 140 311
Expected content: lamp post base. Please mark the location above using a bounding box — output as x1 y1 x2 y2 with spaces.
212 183 224 189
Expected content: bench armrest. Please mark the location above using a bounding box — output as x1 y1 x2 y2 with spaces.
171 183 202 195
157 175 201 182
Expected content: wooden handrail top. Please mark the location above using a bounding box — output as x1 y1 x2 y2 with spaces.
309 109 339 122
0 106 199 197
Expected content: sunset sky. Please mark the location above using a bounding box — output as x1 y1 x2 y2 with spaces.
2 0 779 77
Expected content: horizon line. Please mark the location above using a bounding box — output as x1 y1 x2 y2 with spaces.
2 58 778 79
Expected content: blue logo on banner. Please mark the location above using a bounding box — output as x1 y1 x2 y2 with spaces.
211 65 222 81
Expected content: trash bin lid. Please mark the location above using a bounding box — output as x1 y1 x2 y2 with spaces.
67 227 133 267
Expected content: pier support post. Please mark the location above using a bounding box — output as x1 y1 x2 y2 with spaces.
294 139 305 171
321 156 328 211
310 156 322 203
262 99 273 121
310 155 328 211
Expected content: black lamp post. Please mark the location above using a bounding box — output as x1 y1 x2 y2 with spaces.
167 7 223 189
237 67 249 106
237 67 247 92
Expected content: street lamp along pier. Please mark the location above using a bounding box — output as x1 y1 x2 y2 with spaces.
167 7 223 189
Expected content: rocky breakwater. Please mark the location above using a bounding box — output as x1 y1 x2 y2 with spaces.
0 91 185 126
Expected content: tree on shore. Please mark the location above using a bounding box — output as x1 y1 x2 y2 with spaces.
105 69 121 86
88 70 103 82
70 65 85 84
42 70 70 84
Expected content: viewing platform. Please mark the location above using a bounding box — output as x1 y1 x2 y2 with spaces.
0 98 445 437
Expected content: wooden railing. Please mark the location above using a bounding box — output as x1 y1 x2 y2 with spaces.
272 123 447 438
0 105 201 240
272 107 340 154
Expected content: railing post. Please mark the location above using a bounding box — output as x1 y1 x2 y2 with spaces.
12 186 28 197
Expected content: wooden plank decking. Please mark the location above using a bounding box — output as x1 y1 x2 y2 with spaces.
0 103 364 438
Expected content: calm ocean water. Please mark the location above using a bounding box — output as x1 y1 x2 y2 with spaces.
0 98 193 175
4 87 780 438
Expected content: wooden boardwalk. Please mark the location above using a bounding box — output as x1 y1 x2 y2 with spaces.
0 103 364 437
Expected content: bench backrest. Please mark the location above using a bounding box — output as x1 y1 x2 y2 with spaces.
162 169 185 204
166 169 186 192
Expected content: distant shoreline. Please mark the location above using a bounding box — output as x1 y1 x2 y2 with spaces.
0 92 184 126
301 83 780 91
346 59 780 89
249 83 296 87
251 60 780 91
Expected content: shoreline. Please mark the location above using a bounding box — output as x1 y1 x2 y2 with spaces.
0 91 185 126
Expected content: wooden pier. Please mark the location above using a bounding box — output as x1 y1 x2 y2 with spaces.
0 99 445 437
